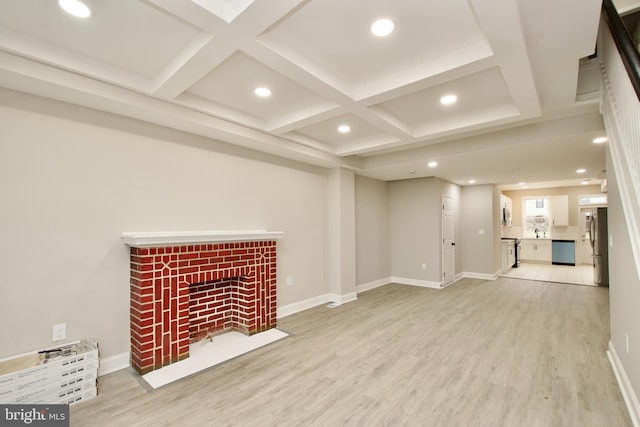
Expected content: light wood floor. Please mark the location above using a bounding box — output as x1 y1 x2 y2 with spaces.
71 278 631 426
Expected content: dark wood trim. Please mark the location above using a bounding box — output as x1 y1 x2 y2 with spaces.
602 0 640 101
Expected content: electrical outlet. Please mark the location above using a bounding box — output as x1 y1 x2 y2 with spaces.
286 276 292 286
421 263 427 270
52 323 66 342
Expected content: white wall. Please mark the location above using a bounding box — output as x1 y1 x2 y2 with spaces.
606 146 640 412
389 178 441 282
0 89 329 360
388 177 463 283
355 175 390 286
326 168 356 299
461 185 499 276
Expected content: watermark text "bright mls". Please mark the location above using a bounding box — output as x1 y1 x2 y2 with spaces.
1 405 69 426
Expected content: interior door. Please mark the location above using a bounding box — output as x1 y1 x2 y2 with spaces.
442 195 455 286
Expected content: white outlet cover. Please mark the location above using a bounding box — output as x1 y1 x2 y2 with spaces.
52 323 66 342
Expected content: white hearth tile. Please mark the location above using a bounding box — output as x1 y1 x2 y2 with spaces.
141 329 288 389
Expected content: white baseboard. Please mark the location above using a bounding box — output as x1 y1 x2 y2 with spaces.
462 272 498 281
98 352 130 377
277 294 332 318
608 341 640 427
277 290 360 317
391 276 442 289
327 292 358 305
356 277 392 293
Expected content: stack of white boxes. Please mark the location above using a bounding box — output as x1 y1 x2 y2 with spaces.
0 339 99 405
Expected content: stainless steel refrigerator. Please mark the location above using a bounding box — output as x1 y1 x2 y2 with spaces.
589 207 609 286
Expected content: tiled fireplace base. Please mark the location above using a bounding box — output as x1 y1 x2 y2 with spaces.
123 231 282 375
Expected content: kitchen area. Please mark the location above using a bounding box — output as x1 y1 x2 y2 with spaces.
498 185 609 287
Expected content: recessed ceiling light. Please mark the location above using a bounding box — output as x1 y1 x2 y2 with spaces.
576 168 586 174
440 94 458 105
518 182 526 186
428 161 438 168
593 136 608 144
338 125 351 133
408 169 416 174
370 19 394 37
468 179 476 184
581 180 590 185
254 87 271 97
58 0 91 18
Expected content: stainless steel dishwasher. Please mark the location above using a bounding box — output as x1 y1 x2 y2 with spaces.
551 240 576 266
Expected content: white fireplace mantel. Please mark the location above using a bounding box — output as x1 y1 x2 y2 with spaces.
121 230 284 247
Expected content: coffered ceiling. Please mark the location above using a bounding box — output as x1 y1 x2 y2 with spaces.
0 0 615 188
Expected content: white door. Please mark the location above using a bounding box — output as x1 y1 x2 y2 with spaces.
442 195 455 286
580 208 594 264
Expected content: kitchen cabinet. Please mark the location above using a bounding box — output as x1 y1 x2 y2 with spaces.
501 241 509 272
520 239 551 262
551 195 569 226
501 240 516 272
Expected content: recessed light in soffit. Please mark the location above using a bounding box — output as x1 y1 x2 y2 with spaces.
440 94 458 105
370 18 394 37
338 125 351 133
254 87 271 97
58 0 92 18
593 136 607 144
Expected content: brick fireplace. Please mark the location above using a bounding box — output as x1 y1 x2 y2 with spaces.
122 231 283 375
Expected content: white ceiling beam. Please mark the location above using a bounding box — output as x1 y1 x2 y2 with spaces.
469 0 541 118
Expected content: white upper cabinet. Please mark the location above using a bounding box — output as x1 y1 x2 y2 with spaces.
551 195 569 226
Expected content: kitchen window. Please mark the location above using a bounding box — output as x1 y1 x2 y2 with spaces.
523 197 550 238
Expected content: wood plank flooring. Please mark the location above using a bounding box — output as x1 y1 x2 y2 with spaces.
71 278 632 426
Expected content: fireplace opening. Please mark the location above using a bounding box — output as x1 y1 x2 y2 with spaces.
189 276 250 343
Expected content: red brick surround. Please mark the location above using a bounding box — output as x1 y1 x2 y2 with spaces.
128 241 277 374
